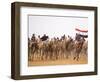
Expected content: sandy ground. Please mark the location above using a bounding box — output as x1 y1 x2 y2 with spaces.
28 54 87 66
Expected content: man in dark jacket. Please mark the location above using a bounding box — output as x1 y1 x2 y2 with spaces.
75 33 81 41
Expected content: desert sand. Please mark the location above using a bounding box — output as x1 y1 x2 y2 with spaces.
28 54 87 66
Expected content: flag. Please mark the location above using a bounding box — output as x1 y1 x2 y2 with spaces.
75 28 88 33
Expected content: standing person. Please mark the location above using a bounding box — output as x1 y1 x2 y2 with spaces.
31 34 36 42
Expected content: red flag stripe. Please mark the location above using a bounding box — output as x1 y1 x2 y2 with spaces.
75 28 88 33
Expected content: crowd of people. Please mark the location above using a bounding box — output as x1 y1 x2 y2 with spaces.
28 33 88 61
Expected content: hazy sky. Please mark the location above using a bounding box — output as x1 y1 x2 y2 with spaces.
28 15 88 39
